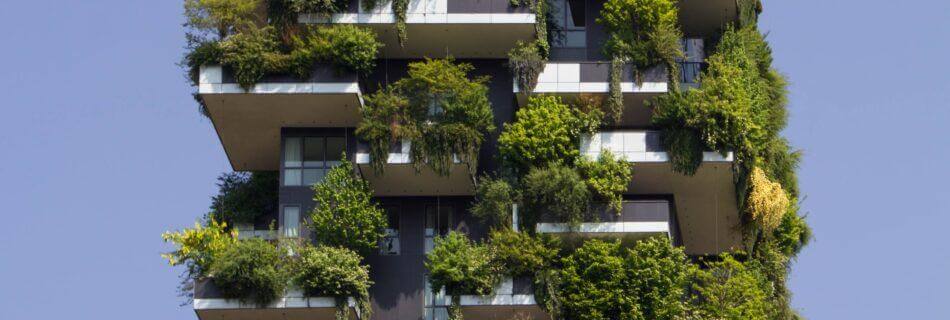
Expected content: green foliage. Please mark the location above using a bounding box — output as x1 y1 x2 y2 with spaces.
509 40 545 94
746 167 789 232
393 0 409 46
556 238 693 320
287 0 351 15
208 171 278 225
293 24 382 75
471 177 517 230
184 0 262 40
488 230 559 277
289 244 372 319
426 232 502 298
772 201 811 257
577 151 633 215
309 157 388 255
690 254 773 320
651 26 788 175
523 164 592 228
218 26 284 90
356 58 495 176
607 56 625 123
162 219 238 280
498 95 599 170
737 0 764 28
185 40 224 85
599 0 681 76
210 238 288 307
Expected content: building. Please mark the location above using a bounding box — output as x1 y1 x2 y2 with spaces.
188 0 752 319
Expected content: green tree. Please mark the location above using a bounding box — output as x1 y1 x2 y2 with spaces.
161 218 237 280
470 177 517 230
210 238 287 307
208 171 278 225
498 95 599 171
691 254 773 320
488 230 559 277
558 239 632 320
523 164 592 228
622 237 694 320
184 0 262 41
425 232 502 320
289 244 373 319
577 150 633 215
308 157 388 255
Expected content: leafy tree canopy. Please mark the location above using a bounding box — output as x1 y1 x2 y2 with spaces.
308 157 388 255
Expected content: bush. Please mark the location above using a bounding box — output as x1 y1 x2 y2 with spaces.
523 164 592 228
690 254 773 320
578 151 633 215
290 244 372 319
557 239 629 320
218 26 284 90
772 202 811 257
287 0 351 14
162 218 237 280
488 230 559 277
309 157 388 255
470 177 517 230
498 96 599 171
426 232 501 297
598 0 681 71
208 171 278 225
746 167 789 232
356 59 495 177
210 238 287 306
184 0 262 40
622 237 694 320
509 40 545 94
295 25 382 75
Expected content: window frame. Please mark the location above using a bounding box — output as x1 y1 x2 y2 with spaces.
281 135 347 187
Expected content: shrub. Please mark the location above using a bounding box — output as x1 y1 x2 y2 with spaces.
287 0 351 15
208 171 278 225
290 244 372 319
162 218 237 280
690 254 773 320
772 201 811 257
523 164 592 228
509 40 545 94
488 230 559 277
577 151 633 215
746 167 788 232
295 25 381 75
470 177 517 230
622 237 694 320
210 238 287 307
498 96 599 171
557 239 630 320
218 26 284 90
356 58 495 177
309 157 388 255
426 232 502 319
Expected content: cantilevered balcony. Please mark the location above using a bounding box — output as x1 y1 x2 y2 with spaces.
354 140 475 196
198 64 363 171
298 0 536 58
536 200 677 245
193 279 359 320
678 0 739 37
580 130 741 255
458 277 546 320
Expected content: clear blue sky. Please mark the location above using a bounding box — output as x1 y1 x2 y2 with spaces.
0 0 946 319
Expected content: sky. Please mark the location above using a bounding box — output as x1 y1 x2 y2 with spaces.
0 0 947 319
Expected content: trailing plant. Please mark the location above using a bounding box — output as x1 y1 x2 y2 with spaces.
162 218 238 280
308 156 388 255
470 177 518 230
209 238 288 307
746 167 788 232
606 56 625 123
509 40 545 94
577 150 633 215
522 164 592 228
425 232 502 320
289 244 373 320
498 95 599 171
356 58 495 177
393 0 409 46
208 171 279 225
488 230 559 277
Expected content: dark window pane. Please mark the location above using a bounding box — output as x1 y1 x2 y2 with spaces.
567 0 585 27
303 137 325 167
326 137 346 166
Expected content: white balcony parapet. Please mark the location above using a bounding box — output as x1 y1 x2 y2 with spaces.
194 288 356 310
197 65 362 96
536 221 670 234
355 139 412 165
513 63 668 94
298 0 534 25
580 131 734 163
458 277 537 306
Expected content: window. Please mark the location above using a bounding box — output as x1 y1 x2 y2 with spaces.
424 205 453 254
283 206 300 238
379 206 401 255
283 136 346 186
552 0 586 48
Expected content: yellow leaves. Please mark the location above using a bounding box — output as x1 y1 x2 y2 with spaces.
746 167 789 232
160 218 237 275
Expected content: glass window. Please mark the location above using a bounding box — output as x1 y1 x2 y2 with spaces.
283 206 300 238
552 0 586 48
283 135 345 186
380 206 401 255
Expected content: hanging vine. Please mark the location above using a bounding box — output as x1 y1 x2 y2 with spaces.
393 0 409 46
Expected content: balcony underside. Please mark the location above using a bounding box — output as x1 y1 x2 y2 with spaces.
195 306 354 320
627 162 741 255
459 294 546 320
516 92 663 127
679 0 739 36
356 163 475 196
194 280 357 320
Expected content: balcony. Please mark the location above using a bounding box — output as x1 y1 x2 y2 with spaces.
580 131 741 255
193 279 359 320
198 65 363 171
354 139 475 196
536 200 677 245
298 0 536 58
678 0 739 37
458 277 546 320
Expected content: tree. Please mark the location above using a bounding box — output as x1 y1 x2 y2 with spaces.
690 254 773 320
208 171 278 225
498 95 599 171
425 232 501 320
210 238 287 307
161 218 237 280
578 150 633 215
184 0 262 41
470 177 517 230
523 164 592 228
557 239 631 320
308 157 387 255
